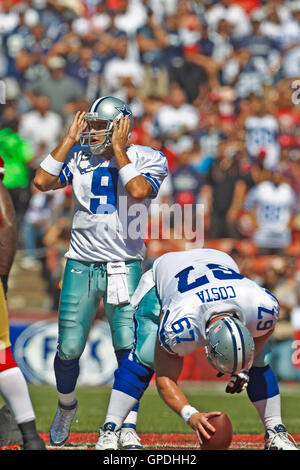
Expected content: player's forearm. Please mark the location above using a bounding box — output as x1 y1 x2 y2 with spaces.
34 136 74 191
155 375 190 416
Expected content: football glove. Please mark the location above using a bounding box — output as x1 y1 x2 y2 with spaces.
225 369 249 394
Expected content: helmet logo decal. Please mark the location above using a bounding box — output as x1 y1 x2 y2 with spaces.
115 105 131 117
210 341 225 358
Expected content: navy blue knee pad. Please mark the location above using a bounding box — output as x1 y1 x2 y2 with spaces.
115 350 140 412
113 356 154 401
247 365 280 403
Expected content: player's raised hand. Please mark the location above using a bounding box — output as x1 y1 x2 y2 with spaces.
189 411 222 445
67 111 86 143
111 115 130 150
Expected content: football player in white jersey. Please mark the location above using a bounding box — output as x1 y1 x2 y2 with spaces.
34 96 168 448
96 249 298 450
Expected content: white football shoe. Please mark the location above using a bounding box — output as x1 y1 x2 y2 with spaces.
95 422 119 450
118 424 143 450
264 424 299 450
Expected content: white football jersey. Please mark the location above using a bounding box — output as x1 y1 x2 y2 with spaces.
151 249 279 356
245 181 298 249
245 115 279 169
58 144 168 262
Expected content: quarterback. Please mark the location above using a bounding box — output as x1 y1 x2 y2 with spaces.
96 248 298 450
34 96 168 448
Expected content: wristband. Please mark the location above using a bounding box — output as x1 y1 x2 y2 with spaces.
180 405 199 424
40 154 64 176
119 163 140 187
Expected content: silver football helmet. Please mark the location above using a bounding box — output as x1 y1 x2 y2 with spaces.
79 96 133 155
205 316 254 375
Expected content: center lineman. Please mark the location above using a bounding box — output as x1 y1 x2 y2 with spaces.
96 248 298 450
34 96 168 448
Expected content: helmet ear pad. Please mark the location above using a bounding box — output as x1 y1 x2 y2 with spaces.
205 316 255 375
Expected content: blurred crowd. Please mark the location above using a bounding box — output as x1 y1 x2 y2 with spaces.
1 0 300 381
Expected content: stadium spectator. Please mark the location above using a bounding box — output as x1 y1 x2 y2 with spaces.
136 7 169 99
25 55 85 115
279 147 300 198
65 47 102 103
0 77 20 132
153 83 199 140
201 140 248 239
244 167 298 255
113 0 147 38
205 0 252 39
89 1 111 32
102 33 145 96
14 22 54 88
0 128 33 227
210 18 234 65
0 0 19 35
18 95 63 174
170 139 204 206
242 93 280 169
21 185 64 269
170 48 210 103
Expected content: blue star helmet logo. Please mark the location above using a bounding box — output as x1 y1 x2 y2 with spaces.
115 105 131 117
210 342 224 358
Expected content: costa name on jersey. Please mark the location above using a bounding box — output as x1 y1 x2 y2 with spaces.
59 144 168 262
155 249 280 356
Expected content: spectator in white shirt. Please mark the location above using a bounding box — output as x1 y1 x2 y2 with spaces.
244 167 298 254
102 34 144 94
153 83 199 139
18 95 62 170
0 0 19 35
205 0 251 39
114 0 147 38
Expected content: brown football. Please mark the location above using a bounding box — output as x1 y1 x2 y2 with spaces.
200 413 233 450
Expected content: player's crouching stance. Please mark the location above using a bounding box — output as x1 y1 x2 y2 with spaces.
34 96 168 449
96 249 298 451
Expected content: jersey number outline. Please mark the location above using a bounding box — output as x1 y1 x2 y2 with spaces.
174 263 244 294
257 306 275 331
174 264 276 335
171 317 195 343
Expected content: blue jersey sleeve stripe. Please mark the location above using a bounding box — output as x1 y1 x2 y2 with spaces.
158 310 174 354
64 166 73 183
141 173 160 193
59 172 67 186
144 176 159 193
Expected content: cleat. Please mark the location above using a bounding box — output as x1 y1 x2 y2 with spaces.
264 424 299 450
95 422 119 450
119 424 143 450
0 405 23 446
23 435 46 450
49 401 78 447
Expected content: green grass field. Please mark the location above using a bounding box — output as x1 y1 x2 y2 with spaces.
1 381 299 436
